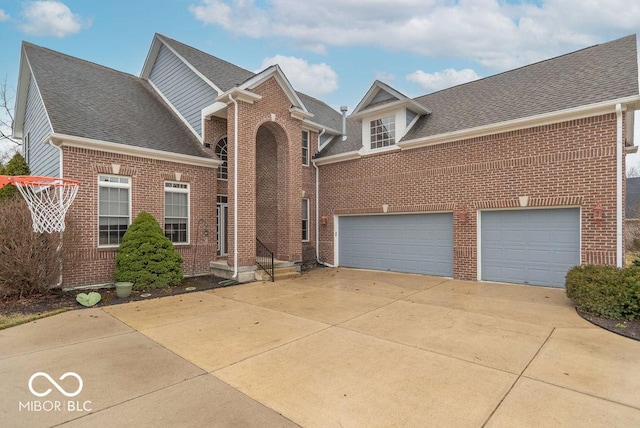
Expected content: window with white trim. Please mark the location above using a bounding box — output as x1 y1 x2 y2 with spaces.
370 115 396 149
302 198 309 242
165 182 189 244
215 137 228 180
98 175 130 246
23 132 30 165
302 130 309 165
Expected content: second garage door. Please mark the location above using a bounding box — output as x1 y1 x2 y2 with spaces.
480 208 580 287
338 213 453 276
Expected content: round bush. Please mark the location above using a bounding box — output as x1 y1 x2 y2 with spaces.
114 212 184 290
565 265 640 320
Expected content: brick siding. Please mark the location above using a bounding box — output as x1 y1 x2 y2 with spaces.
317 113 623 280
62 146 217 287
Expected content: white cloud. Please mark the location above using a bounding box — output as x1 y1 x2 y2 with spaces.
188 0 268 38
375 71 396 82
20 1 91 37
407 68 480 93
0 9 9 22
188 0 640 71
259 55 338 96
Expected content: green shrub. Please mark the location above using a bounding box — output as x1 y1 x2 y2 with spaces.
565 265 640 320
0 152 30 199
114 212 184 290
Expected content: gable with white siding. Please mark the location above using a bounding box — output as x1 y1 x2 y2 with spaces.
148 44 218 138
23 74 57 177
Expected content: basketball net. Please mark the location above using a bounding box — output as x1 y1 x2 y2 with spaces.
0 175 80 233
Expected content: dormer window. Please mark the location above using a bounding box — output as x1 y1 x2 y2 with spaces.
370 116 395 149
351 81 430 155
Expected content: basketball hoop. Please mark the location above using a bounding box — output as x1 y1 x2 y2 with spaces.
0 175 80 233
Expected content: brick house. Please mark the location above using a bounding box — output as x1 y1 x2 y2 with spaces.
12 33 640 288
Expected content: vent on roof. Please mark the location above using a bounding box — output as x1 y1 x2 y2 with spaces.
340 106 348 141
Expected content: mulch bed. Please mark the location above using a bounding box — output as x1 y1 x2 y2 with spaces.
0 275 226 317
576 308 640 341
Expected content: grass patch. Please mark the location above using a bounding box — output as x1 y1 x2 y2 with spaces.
0 308 71 330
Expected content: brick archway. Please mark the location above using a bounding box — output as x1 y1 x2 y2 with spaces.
256 122 290 260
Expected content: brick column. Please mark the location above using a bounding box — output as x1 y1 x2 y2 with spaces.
227 101 257 268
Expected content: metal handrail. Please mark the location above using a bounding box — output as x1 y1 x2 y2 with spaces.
256 238 274 282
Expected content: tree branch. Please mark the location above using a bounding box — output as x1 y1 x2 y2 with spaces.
0 76 20 146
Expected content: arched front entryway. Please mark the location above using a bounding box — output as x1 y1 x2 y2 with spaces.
255 122 291 260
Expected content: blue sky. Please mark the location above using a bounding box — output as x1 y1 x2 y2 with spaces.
1 0 640 165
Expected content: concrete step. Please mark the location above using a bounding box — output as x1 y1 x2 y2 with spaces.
255 265 301 281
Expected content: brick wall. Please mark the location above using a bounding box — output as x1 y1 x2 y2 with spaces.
318 114 621 280
256 126 278 252
62 146 217 287
225 77 307 266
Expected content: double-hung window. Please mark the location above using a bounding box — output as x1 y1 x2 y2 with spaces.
302 130 309 165
98 175 130 246
370 115 396 149
165 182 189 244
302 198 309 242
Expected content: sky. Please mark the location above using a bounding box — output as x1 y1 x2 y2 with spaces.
1 0 640 168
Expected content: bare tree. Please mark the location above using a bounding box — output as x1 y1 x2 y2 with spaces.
627 164 640 178
0 77 20 146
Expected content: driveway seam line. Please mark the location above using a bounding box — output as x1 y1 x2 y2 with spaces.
335 323 519 376
519 375 640 412
0 327 137 361
210 324 335 373
50 373 211 427
481 327 556 427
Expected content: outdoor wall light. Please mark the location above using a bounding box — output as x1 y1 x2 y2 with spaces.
321 215 328 226
593 204 604 223
456 210 469 224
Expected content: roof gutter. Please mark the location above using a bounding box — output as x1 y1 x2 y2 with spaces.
616 103 624 267
398 95 640 151
313 151 361 166
49 133 221 168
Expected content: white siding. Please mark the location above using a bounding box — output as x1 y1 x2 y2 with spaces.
23 74 57 177
148 45 218 137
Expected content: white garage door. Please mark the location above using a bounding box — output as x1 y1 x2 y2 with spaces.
480 209 580 287
338 213 453 276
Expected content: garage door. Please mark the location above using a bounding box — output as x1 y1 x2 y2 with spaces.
338 213 453 276
480 209 580 287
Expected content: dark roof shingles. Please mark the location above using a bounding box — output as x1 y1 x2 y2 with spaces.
25 43 208 158
405 35 639 141
158 35 255 92
320 35 639 158
159 35 343 131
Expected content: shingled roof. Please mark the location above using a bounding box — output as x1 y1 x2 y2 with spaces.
23 43 209 158
320 34 639 158
156 34 342 131
157 34 255 92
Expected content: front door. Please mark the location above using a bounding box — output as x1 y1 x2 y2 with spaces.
216 196 228 256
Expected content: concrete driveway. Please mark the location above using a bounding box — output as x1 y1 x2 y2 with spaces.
2 268 640 427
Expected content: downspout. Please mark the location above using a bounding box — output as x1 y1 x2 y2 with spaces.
616 103 623 267
314 129 325 263
313 130 335 268
230 95 239 279
49 138 64 287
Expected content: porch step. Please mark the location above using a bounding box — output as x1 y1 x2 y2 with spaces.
256 265 301 282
